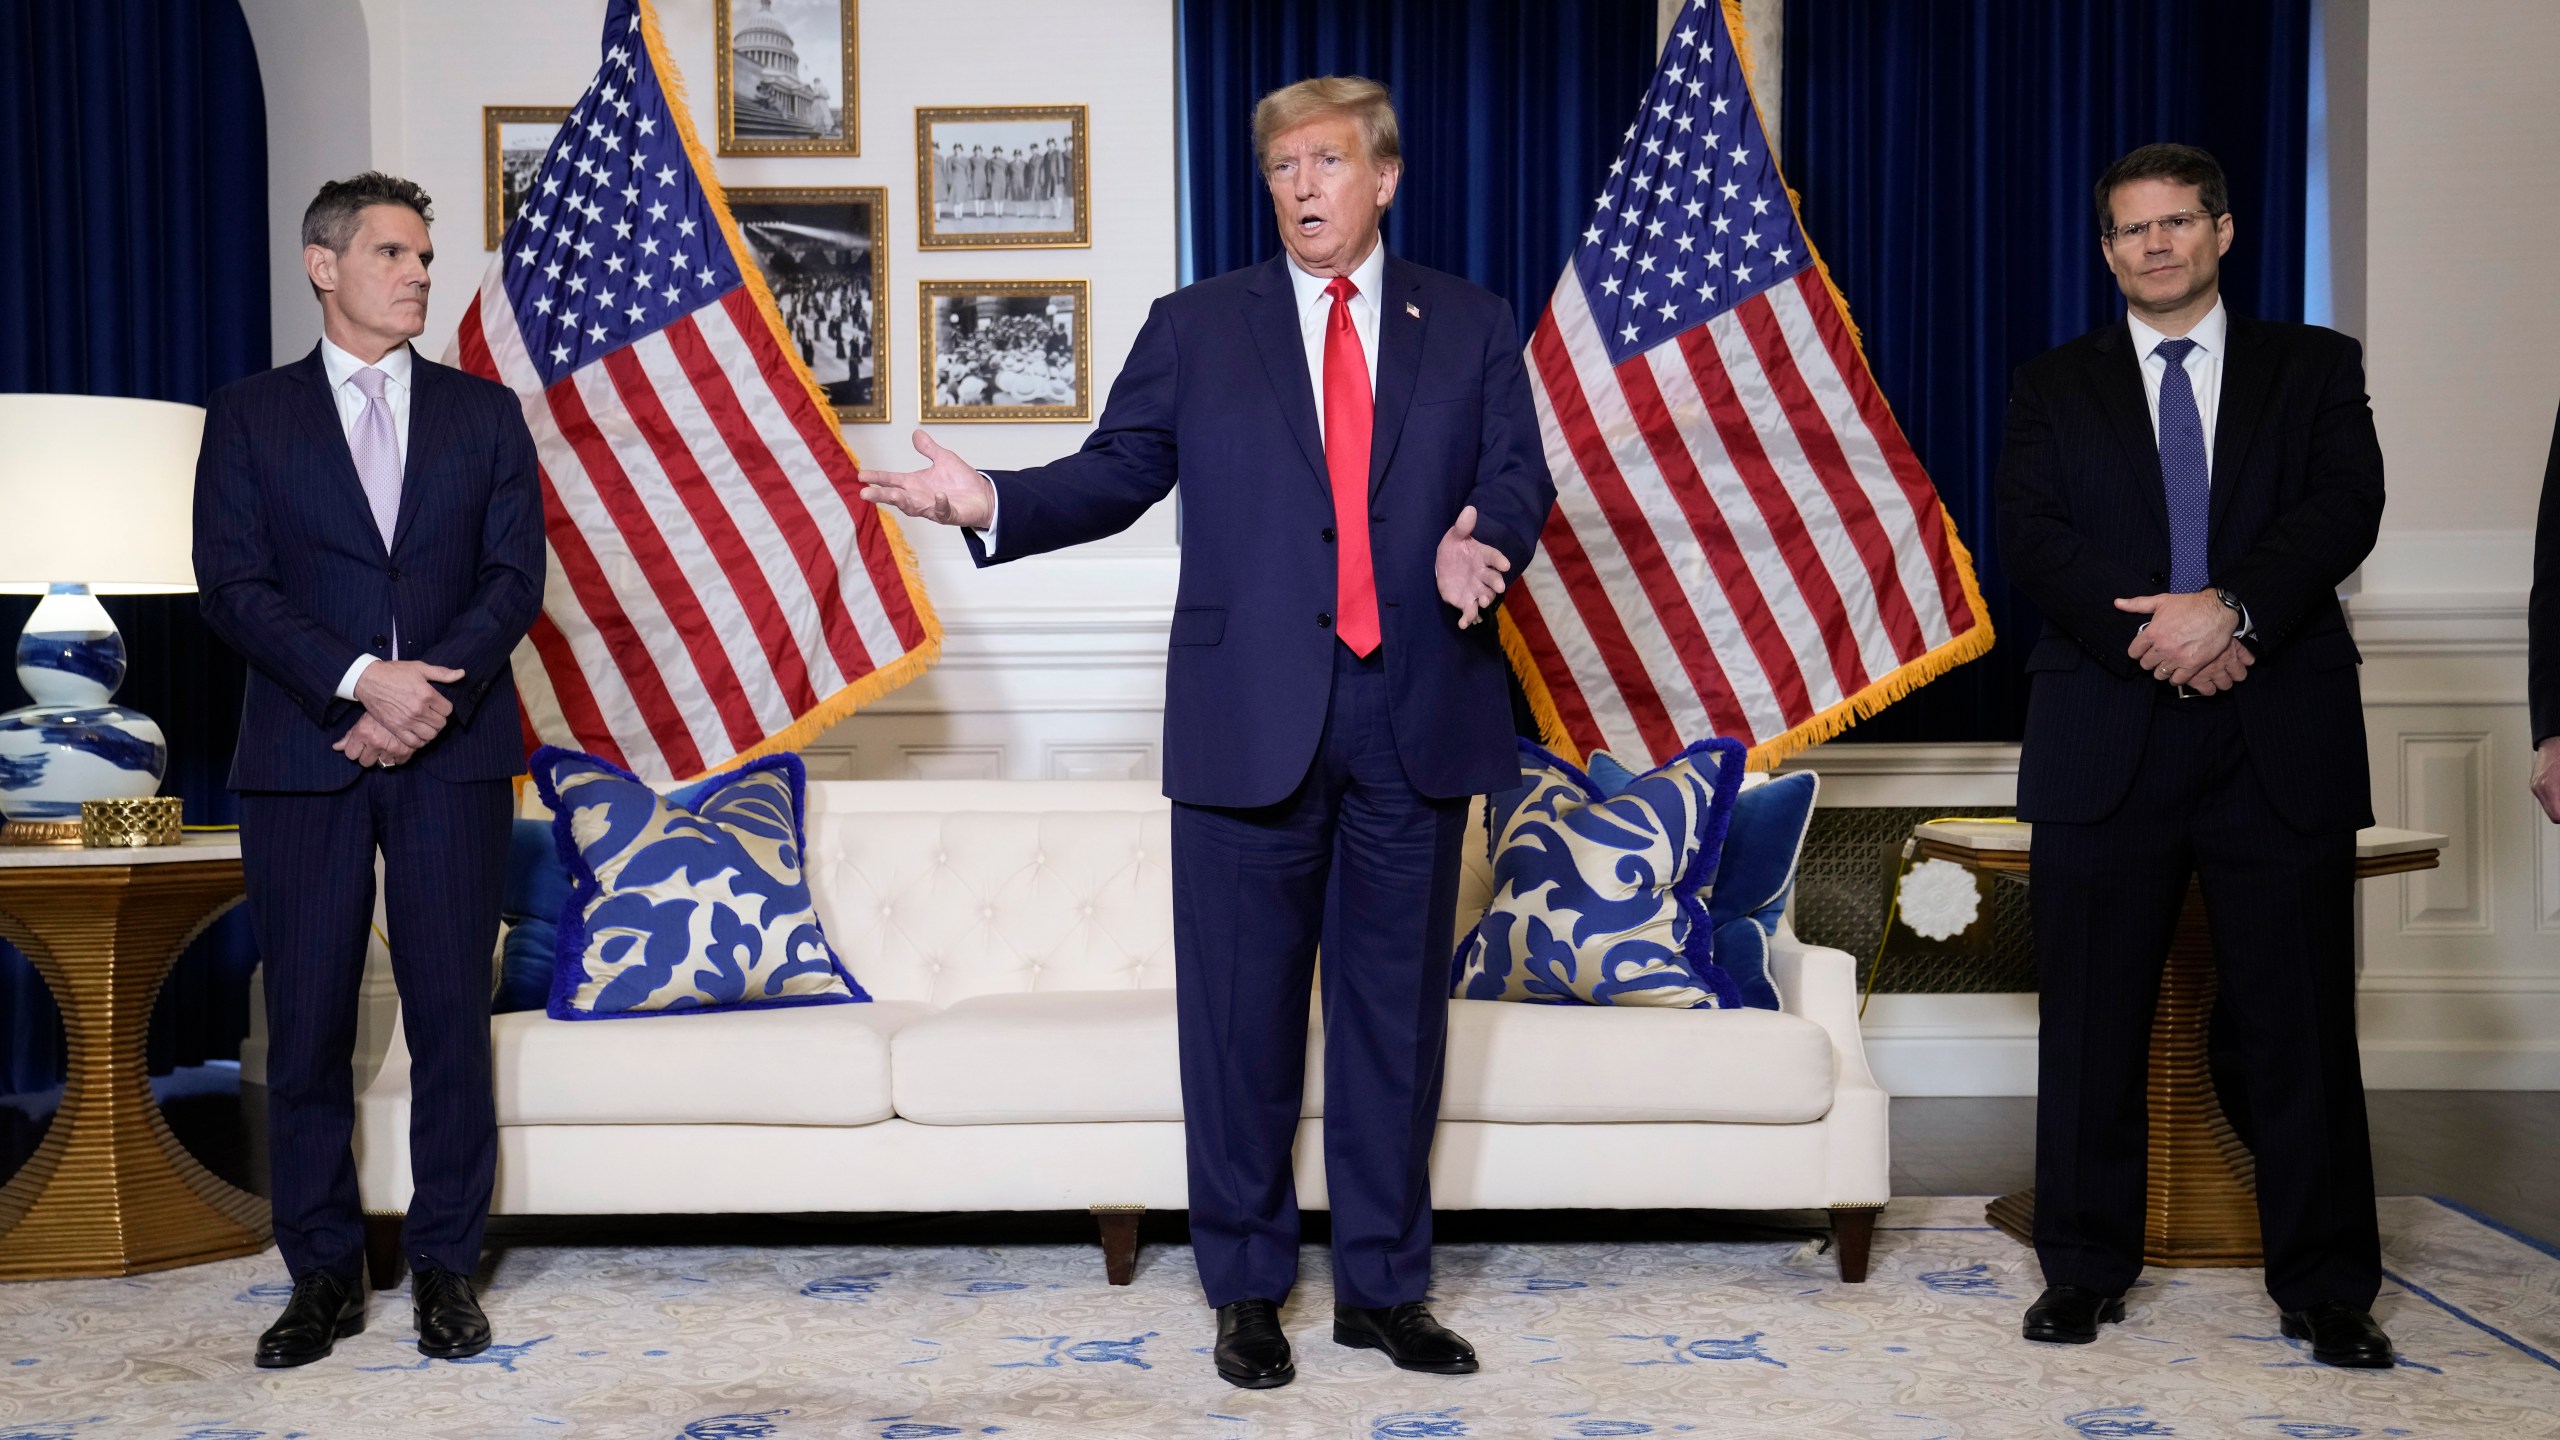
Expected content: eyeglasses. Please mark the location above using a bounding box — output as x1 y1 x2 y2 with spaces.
2101 209 2219 247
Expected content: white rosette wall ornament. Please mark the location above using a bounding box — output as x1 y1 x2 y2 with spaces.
1897 858 1982 943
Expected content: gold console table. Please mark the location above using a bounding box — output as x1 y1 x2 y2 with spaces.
1913 820 2442 1268
0 836 269 1279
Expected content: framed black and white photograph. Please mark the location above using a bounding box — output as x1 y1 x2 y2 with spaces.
716 0 857 157
482 106 570 250
730 186 887 423
915 105 1088 250
919 280 1090 422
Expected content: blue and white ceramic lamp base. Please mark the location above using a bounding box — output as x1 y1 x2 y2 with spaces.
0 585 169 843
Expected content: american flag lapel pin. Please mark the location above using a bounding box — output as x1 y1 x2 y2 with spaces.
1406 301 1421 318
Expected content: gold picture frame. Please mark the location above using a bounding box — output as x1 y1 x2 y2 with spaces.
919 280 1091 423
716 0 858 157
914 105 1090 250
481 105 571 250
730 186 889 424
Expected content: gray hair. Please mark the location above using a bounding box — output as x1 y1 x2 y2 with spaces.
301 171 434 254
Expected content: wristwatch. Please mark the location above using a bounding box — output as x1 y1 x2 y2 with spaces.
2215 587 2256 641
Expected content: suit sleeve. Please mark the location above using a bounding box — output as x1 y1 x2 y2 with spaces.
2531 400 2560 747
1993 363 2153 678
1456 297 1556 580
417 396 548 727
964 297 1181 567
190 390 366 726
2212 335 2386 657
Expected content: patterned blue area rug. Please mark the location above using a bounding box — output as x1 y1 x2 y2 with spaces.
1 1197 2555 1439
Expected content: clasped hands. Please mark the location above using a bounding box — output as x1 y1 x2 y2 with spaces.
2115 590 2251 695
857 429 1515 627
334 660 466 768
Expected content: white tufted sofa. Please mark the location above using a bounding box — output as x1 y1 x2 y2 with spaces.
351 778 1890 1287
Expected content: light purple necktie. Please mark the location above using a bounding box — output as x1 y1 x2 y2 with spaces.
347 365 402 550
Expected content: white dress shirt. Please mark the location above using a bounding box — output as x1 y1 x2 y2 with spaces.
2125 300 2225 481
1287 238 1386 443
319 337 413 699
978 242 1388 557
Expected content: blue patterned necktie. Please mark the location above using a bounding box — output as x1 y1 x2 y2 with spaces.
2152 337 2210 593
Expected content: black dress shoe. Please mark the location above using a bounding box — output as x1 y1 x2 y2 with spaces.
1213 1298 1294 1389
254 1270 367 1368
2022 1284 2126 1344
412 1267 493 1360
1333 1301 1479 1374
2281 1301 2395 1368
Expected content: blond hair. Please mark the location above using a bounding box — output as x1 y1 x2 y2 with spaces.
1252 76 1402 174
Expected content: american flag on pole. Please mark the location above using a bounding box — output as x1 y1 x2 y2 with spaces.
450 0 937 782
1502 0 1992 769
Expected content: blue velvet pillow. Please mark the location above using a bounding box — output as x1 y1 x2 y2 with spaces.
1454 737 1749 1008
492 819 568 1014
530 747 867 1019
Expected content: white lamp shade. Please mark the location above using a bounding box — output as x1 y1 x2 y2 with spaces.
0 393 203 594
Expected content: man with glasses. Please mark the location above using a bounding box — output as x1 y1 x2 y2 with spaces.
1995 143 2391 1366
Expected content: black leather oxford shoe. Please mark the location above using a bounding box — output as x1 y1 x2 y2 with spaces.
1214 1298 1294 1388
1333 1301 1479 1374
254 1270 367 1368
2022 1284 2126 1344
412 1267 493 1360
2281 1301 2395 1368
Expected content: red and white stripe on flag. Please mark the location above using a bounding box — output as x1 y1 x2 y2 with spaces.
1500 0 1991 769
448 0 937 782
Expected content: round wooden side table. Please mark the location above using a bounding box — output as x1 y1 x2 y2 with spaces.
0 835 270 1279
1913 820 2443 1268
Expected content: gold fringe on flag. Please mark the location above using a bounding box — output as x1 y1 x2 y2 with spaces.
633 0 943 781
1503 0 1997 774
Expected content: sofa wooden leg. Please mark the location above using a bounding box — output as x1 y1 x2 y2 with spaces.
1092 1205 1144 1286
1830 1205 1881 1283
363 1213 405 1292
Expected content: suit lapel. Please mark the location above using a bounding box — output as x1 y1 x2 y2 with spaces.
1242 256 1329 495
2209 315 2272 535
1366 257 1427 498
392 347 437 557
2087 322 2173 550
286 346 392 562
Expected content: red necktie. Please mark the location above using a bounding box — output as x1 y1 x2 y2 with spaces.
1322 275 1381 657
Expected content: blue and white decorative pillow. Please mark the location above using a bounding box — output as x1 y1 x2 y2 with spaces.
529 747 867 1019
1453 737 1749 1008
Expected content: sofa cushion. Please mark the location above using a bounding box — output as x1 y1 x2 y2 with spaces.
492 1000 931 1126
1438 998 1833 1123
532 747 867 1019
895 991 1244 1125
1454 737 1750 1008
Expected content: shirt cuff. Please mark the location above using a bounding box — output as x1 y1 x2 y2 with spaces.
337 653 378 702
973 472 1001 555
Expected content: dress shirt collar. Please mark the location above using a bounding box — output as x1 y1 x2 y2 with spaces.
1286 239 1388 319
2125 298 2227 365
320 335 414 393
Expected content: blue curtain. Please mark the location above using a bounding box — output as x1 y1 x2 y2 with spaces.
1180 0 1660 340
1782 0 2313 742
0 0 268 1093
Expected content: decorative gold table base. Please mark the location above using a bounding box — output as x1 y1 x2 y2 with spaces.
1918 835 2437 1270
0 855 269 1279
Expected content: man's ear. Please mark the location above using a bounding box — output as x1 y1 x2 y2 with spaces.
304 243 339 295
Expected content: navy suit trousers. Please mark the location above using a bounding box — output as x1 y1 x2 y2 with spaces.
1172 642 1468 1310
2030 697 2378 1311
244 768 512 1282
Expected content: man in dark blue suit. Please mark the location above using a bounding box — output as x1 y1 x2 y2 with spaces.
1996 144 2390 1367
862 78 1554 1388
193 173 545 1367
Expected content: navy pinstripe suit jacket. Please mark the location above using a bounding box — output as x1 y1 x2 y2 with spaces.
1995 314 2385 833
193 345 547 792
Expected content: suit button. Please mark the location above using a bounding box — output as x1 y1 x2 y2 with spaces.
1370 513 1386 524
1321 527 1335 543
1317 612 1333 629
372 634 388 649
387 567 402 582
2148 571 2165 587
